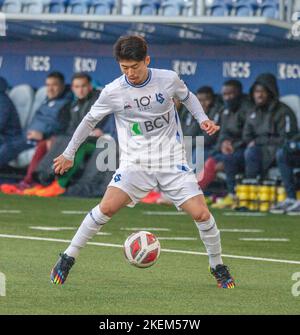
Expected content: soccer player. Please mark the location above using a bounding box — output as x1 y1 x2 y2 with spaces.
50 35 235 289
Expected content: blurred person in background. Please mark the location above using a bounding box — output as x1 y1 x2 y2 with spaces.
31 72 116 197
243 73 298 181
176 86 222 171
194 86 222 161
1 71 72 194
270 132 300 215
199 80 252 209
0 77 28 170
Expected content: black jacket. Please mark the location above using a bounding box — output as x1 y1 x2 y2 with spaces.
243 102 298 146
244 73 298 171
217 95 253 150
66 89 100 136
0 77 23 144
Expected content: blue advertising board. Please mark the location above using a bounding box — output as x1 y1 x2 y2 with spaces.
1 18 300 95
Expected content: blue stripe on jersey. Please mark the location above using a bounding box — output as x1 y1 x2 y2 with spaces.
180 91 190 103
174 104 181 144
125 69 152 88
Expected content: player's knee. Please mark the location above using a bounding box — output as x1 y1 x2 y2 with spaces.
193 209 211 222
99 203 115 218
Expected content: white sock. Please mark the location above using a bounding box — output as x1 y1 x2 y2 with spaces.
195 214 223 269
64 205 111 259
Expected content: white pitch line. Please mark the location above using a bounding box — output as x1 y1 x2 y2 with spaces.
239 238 290 242
0 233 299 265
120 227 171 231
158 237 197 241
223 212 267 217
29 226 76 231
29 226 112 235
0 233 122 248
220 229 264 233
0 210 21 214
143 211 187 216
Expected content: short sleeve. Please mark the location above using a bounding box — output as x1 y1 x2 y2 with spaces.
172 72 190 102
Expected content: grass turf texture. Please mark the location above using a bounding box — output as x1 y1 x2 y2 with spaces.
0 194 300 315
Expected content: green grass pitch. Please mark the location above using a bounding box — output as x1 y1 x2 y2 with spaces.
0 193 300 315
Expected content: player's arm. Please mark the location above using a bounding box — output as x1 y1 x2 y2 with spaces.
53 90 113 175
172 73 220 136
53 113 100 175
183 92 220 136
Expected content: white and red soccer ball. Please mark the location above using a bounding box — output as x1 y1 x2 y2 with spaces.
124 231 161 268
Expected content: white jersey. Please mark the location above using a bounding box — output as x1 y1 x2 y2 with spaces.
63 68 208 171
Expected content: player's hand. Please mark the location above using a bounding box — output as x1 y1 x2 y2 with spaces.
89 128 103 138
53 155 73 175
200 120 220 136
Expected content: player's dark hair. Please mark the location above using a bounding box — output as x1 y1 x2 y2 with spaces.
71 72 92 83
113 35 148 62
47 71 65 85
196 86 214 97
223 79 243 93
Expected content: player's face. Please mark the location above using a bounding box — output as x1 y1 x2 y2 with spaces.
197 93 214 113
72 78 92 100
46 77 64 100
253 84 269 107
119 56 150 85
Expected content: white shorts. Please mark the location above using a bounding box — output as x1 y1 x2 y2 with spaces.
108 167 203 210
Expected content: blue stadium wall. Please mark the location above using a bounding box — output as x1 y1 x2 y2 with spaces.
1 40 300 95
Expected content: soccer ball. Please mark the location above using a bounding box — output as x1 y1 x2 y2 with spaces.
124 231 161 268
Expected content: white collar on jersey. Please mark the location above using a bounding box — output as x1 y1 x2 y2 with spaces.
125 69 152 88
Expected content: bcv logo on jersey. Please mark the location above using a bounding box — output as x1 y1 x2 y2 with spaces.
130 112 170 136
144 112 170 132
